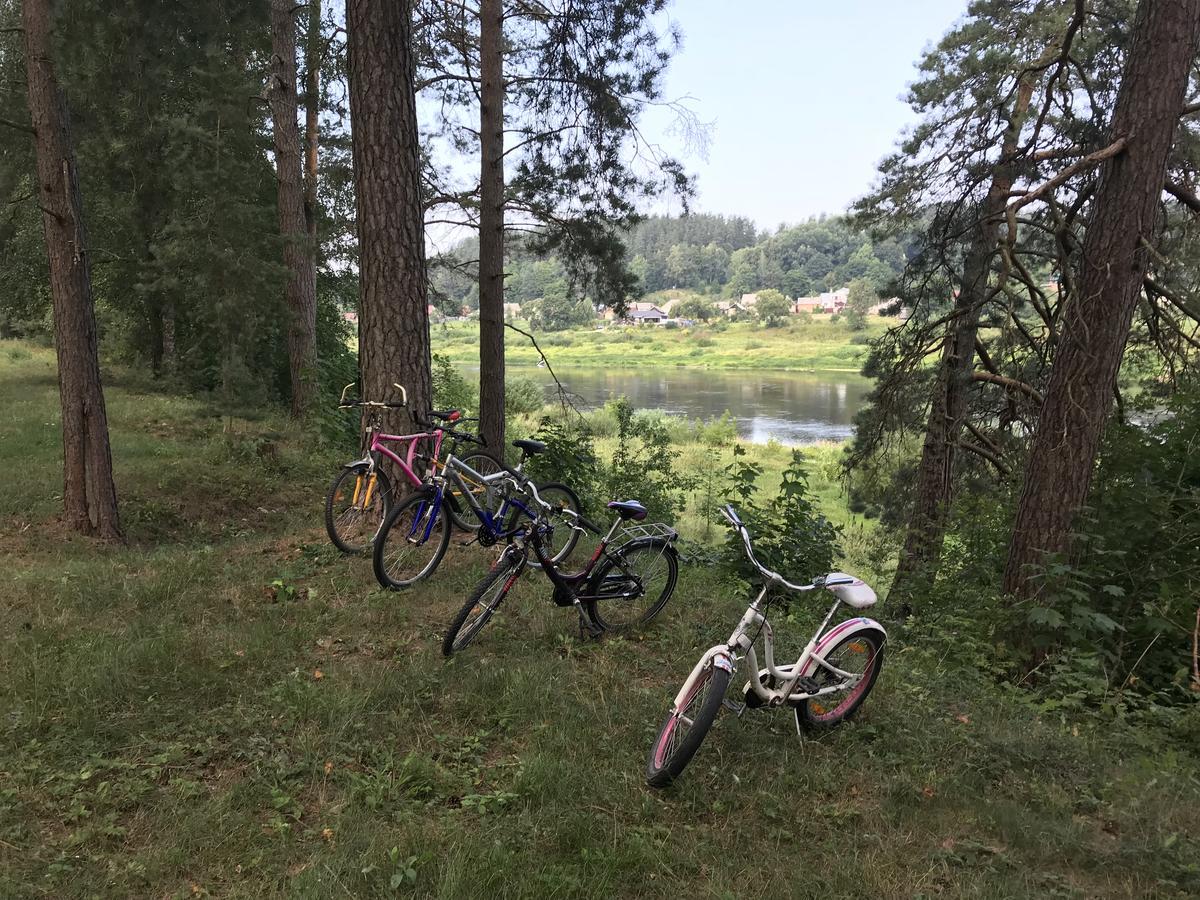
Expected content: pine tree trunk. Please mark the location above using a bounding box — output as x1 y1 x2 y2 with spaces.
478 0 506 453
22 0 121 540
270 0 318 419
303 0 320 243
890 73 1038 604
160 299 176 374
1003 0 1200 599
346 0 431 436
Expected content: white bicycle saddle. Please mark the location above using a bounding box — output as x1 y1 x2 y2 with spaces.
823 572 877 609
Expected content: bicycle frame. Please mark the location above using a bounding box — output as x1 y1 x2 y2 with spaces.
675 587 875 711
405 452 537 545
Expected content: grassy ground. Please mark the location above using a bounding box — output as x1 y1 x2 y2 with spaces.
3 340 1199 898
430 317 892 372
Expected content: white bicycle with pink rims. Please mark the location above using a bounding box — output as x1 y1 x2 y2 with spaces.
646 504 887 788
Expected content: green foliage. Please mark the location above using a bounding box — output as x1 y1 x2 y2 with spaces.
844 278 876 331
431 353 476 414
504 376 544 416
674 296 716 322
720 445 842 585
524 289 595 332
753 289 790 327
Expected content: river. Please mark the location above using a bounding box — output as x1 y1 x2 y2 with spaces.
513 366 873 445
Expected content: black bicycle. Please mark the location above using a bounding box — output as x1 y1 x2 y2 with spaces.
443 493 680 655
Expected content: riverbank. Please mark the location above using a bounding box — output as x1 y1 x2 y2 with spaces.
431 317 894 372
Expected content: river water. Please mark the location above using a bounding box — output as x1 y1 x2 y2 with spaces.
514 366 873 445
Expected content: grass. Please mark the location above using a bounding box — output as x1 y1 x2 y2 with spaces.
430 317 892 373
3 339 1199 898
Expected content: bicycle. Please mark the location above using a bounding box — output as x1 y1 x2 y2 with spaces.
443 494 679 656
372 435 584 590
645 503 886 788
323 383 497 554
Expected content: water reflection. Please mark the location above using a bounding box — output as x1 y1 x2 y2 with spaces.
513 366 872 445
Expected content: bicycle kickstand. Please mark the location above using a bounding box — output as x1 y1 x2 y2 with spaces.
574 604 603 641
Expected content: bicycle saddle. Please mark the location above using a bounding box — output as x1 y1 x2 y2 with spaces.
823 572 877 609
512 438 547 455
607 499 648 521
430 409 461 422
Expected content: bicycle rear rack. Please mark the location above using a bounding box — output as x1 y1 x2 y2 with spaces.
615 521 678 549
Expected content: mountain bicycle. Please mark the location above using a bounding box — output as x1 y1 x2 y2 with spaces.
324 383 496 554
645 504 886 788
372 436 583 590
443 494 679 656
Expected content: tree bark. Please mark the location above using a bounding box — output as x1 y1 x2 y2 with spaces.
1003 0 1200 598
477 0 506 453
346 0 431 436
890 69 1038 604
22 0 122 540
303 0 321 243
270 0 318 419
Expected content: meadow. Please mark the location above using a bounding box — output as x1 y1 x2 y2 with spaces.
429 316 893 373
2 340 1198 898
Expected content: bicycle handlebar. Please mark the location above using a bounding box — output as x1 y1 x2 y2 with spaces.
337 381 409 409
722 504 815 594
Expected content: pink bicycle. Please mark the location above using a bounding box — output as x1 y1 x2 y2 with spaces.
323 383 500 554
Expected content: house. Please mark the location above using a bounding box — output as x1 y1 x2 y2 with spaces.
740 292 759 309
792 296 822 314
819 288 850 313
625 303 668 325
342 310 358 325
503 302 522 320
716 300 743 318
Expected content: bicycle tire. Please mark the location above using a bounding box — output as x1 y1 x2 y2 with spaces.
797 631 885 729
325 465 392 554
372 489 451 590
646 663 730 788
445 450 506 532
531 482 583 565
443 547 525 656
584 538 678 631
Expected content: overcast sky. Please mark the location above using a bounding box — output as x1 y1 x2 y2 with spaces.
640 0 967 230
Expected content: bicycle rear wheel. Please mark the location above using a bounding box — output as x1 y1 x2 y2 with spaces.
646 662 730 788
325 465 392 554
531 482 582 564
584 538 678 631
372 490 451 590
446 451 506 532
443 547 525 656
797 631 885 729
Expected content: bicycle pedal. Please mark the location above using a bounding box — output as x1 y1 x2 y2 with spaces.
795 676 821 694
722 698 747 718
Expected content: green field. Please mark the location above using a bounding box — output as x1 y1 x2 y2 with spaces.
3 341 1199 898
431 316 892 372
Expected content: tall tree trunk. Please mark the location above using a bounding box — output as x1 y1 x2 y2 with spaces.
1003 0 1200 599
270 0 318 419
346 0 431 436
303 0 320 243
22 0 122 541
477 0 506 453
890 71 1039 604
160 299 176 374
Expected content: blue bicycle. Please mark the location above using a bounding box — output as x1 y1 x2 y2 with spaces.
372 431 584 590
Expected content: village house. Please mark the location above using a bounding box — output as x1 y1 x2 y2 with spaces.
624 301 668 325
503 302 522 320
819 287 850 313
792 296 822 314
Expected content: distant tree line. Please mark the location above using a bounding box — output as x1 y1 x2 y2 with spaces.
430 212 912 315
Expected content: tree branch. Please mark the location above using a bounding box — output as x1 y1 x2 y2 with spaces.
971 371 1045 404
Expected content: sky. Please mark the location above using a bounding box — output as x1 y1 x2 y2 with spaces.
639 0 968 231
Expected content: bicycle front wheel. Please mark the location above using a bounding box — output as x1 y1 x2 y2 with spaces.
584 538 678 631
532 482 583 564
646 662 730 788
443 547 525 656
325 465 392 554
372 491 451 590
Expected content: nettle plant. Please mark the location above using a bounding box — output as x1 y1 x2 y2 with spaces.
720 445 841 586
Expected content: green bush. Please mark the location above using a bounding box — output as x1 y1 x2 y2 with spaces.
505 376 545 416
720 445 841 585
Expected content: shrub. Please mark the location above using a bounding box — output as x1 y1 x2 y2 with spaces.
720 445 841 585
505 376 545 416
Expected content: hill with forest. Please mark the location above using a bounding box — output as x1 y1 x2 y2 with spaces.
429 213 912 315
